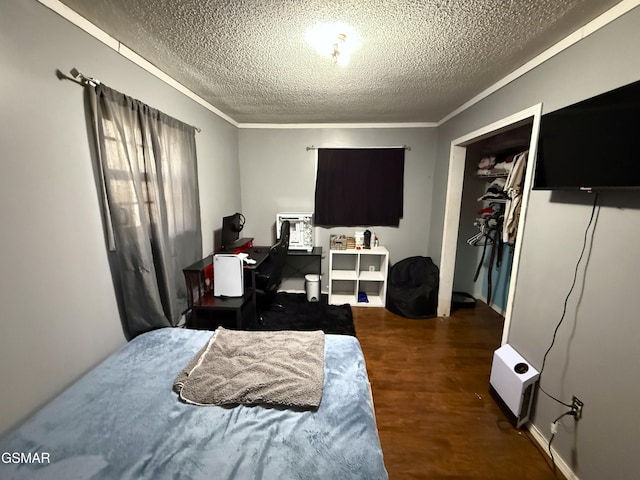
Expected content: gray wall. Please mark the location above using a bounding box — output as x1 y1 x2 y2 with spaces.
431 6 640 479
0 0 241 435
452 155 489 297
238 127 437 291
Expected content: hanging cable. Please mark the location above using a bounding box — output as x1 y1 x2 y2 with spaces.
548 409 577 472
538 192 600 408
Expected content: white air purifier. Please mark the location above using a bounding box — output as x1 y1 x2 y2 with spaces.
213 254 244 297
489 344 539 428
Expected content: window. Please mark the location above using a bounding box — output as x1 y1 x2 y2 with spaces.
314 148 405 226
90 84 202 337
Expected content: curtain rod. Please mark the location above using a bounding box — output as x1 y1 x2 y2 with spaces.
306 144 411 151
59 68 202 133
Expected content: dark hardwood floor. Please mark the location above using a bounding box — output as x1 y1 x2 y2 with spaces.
353 302 564 480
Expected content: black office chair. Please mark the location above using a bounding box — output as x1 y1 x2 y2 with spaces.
256 220 290 317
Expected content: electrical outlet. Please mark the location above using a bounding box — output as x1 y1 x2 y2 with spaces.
572 396 584 421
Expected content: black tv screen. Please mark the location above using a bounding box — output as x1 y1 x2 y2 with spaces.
533 79 640 190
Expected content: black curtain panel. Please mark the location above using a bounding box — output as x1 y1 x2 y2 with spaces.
314 148 405 226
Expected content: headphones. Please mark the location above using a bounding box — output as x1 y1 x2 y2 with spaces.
230 213 245 232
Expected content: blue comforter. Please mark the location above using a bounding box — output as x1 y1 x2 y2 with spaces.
0 328 387 479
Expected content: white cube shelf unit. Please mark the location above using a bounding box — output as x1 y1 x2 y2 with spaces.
328 246 389 307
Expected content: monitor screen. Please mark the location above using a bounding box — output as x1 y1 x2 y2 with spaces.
221 213 244 250
533 79 640 190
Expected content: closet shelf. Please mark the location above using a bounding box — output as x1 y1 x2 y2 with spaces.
475 172 509 178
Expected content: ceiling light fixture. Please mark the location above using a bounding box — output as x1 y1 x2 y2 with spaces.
331 33 347 64
306 22 359 66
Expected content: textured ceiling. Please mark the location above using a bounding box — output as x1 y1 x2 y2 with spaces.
58 0 622 124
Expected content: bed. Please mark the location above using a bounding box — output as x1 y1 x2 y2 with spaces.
0 328 388 479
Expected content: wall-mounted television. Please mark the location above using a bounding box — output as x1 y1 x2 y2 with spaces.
533 79 640 191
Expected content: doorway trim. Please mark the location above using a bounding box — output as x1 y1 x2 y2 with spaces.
437 104 543 345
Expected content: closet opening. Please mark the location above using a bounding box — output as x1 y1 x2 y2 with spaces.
438 104 542 344
454 122 532 316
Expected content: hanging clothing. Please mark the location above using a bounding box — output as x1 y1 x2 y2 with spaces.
478 177 508 202
502 150 528 244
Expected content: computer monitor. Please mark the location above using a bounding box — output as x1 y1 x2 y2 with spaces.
221 212 245 251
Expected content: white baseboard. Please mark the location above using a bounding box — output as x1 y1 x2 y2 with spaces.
527 422 579 480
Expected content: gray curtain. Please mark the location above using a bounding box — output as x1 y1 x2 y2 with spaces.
89 84 202 338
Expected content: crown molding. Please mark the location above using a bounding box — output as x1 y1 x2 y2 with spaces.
37 0 238 128
38 0 640 130
237 122 436 129
437 0 640 126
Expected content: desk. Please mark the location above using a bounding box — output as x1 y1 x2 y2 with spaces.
187 290 256 330
183 247 268 329
280 247 323 291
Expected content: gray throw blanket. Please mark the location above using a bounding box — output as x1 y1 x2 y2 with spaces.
174 327 325 408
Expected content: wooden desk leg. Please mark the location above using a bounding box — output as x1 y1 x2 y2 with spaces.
249 271 258 324
237 298 257 330
235 308 242 330
248 300 257 329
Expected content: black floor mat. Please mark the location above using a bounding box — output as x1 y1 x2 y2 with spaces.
257 293 356 336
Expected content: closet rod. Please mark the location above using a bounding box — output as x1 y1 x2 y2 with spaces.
59 68 202 133
306 144 411 151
